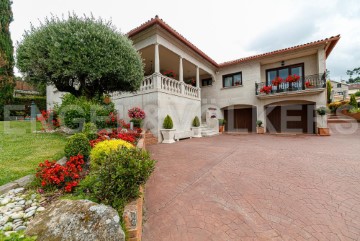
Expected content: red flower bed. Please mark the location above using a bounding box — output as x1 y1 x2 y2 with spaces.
37 110 60 130
36 155 85 193
90 126 142 147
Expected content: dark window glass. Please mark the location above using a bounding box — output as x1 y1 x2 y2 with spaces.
266 64 304 86
222 72 242 87
202 78 212 86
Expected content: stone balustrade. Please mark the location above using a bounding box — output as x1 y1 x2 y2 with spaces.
112 73 201 100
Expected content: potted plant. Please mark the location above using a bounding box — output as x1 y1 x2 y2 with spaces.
260 86 272 95
218 119 226 133
162 70 176 78
286 74 300 90
192 116 201 138
256 120 265 134
316 107 330 136
161 115 176 143
272 77 283 93
128 107 146 128
305 81 314 88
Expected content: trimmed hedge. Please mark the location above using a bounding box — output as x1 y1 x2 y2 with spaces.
7 96 46 118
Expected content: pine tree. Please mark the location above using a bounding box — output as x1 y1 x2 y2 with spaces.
0 0 15 120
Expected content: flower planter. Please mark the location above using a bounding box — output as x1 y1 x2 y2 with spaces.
256 126 265 134
318 127 330 136
161 129 176 144
192 127 202 138
219 125 225 133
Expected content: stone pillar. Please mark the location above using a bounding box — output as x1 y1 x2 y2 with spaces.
317 48 326 75
154 44 161 90
154 44 160 73
196 66 200 88
179 56 183 82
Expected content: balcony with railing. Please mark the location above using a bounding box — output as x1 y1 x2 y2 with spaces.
255 73 326 98
112 73 201 100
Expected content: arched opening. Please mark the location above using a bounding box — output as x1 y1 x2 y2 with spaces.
222 105 257 133
265 100 316 134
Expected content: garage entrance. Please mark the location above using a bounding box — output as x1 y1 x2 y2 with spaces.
224 107 256 133
266 104 316 134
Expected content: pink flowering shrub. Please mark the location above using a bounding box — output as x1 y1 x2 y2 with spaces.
128 107 145 120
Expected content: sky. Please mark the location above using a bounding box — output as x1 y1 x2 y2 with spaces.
10 0 360 81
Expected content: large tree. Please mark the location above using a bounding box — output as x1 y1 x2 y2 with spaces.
347 67 360 83
0 0 15 120
16 15 144 99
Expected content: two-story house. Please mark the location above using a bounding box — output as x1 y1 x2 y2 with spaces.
47 16 340 140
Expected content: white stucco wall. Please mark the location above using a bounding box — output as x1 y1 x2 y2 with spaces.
112 91 201 142
201 52 328 130
46 85 65 110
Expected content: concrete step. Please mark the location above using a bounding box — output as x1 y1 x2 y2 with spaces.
327 114 357 123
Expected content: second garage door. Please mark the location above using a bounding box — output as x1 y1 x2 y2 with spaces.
266 104 316 134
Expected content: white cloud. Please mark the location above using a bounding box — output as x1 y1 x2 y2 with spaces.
10 0 360 81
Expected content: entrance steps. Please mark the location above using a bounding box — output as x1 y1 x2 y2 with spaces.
200 123 218 137
327 114 357 124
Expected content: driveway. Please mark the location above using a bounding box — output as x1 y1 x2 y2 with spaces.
143 124 360 241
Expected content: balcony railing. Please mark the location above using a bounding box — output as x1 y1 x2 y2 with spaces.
255 73 326 96
112 73 201 100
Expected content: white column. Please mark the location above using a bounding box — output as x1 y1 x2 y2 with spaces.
196 66 200 88
179 56 183 82
154 44 160 73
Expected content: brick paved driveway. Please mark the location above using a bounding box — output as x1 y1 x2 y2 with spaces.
143 124 360 241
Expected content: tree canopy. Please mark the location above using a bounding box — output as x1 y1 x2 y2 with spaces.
0 0 15 120
16 14 144 99
346 67 360 83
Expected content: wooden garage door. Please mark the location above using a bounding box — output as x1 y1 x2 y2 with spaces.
224 108 256 133
266 104 316 134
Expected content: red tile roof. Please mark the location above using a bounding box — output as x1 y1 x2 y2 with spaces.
127 16 340 69
219 35 341 67
127 16 218 67
15 80 36 91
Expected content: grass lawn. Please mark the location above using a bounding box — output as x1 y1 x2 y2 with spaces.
0 121 68 186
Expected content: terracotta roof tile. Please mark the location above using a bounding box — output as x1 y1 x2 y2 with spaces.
127 16 340 69
127 15 218 67
219 35 341 67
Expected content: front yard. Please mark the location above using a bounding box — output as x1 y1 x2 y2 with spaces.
0 121 67 186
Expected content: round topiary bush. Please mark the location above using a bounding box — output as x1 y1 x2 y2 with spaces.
192 116 200 127
90 139 134 169
64 133 91 159
82 122 98 140
163 115 173 129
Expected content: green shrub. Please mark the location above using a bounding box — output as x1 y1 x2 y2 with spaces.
64 133 91 159
90 139 134 169
256 120 263 127
82 122 98 140
316 107 327 116
349 94 358 108
349 108 360 114
8 96 46 117
355 91 360 97
77 147 155 213
328 100 349 113
55 94 115 129
162 115 173 129
192 116 200 127
218 119 226 126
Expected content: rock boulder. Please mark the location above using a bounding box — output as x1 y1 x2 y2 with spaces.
25 199 125 241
